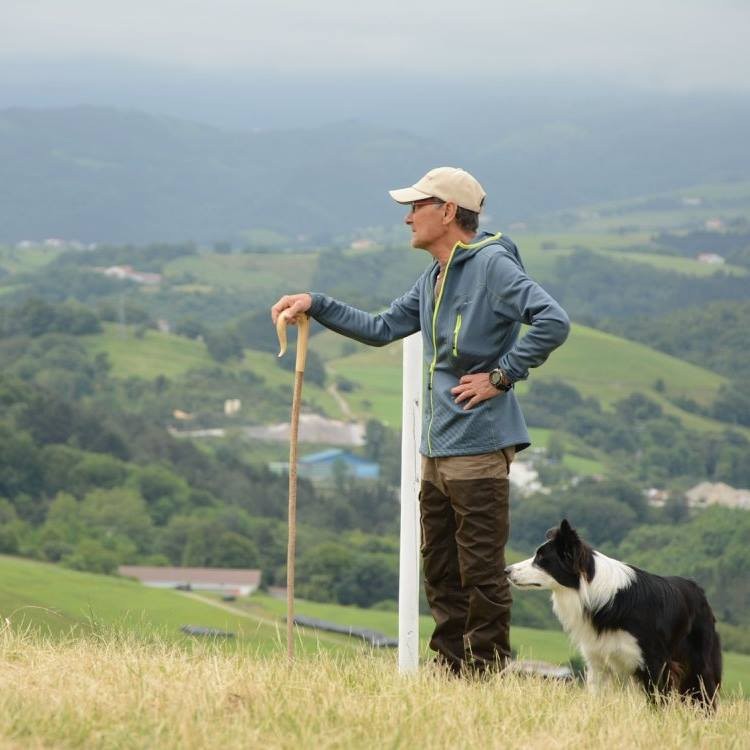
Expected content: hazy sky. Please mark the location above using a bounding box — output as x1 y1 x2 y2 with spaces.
3 0 749 91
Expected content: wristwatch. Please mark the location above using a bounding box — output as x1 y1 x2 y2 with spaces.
489 368 514 392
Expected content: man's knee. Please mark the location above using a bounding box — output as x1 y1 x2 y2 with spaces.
422 541 460 585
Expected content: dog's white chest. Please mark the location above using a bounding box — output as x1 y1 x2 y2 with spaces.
580 625 643 674
553 590 644 676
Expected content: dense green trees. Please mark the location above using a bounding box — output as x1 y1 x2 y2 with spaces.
521 381 750 487
655 228 750 268
547 251 748 322
617 508 750 634
295 539 398 608
601 300 750 380
204 328 245 363
511 479 642 550
0 299 101 338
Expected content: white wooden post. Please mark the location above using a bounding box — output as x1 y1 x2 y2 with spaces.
398 332 423 674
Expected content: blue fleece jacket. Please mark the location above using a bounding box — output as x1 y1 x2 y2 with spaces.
309 232 570 457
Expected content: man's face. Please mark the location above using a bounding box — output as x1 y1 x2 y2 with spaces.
405 198 447 250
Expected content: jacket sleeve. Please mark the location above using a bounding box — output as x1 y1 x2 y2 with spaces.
308 278 422 347
484 252 570 381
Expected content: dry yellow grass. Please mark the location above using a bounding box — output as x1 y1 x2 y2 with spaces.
1 624 748 750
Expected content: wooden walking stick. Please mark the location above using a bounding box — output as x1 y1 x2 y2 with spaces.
276 311 310 663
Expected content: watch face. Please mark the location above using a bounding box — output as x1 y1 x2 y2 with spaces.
490 370 502 387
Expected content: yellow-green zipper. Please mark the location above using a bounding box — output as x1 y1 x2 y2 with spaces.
451 313 463 357
427 245 458 454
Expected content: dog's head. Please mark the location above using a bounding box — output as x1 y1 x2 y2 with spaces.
505 519 594 590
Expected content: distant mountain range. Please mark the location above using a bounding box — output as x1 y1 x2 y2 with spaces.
1 97 749 243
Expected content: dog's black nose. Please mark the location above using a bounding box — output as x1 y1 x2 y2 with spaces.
503 566 511 575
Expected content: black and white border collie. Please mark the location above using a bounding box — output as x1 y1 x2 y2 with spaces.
506 520 722 708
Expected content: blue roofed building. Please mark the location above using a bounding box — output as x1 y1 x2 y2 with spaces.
270 449 380 482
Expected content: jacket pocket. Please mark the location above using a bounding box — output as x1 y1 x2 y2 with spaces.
451 312 463 358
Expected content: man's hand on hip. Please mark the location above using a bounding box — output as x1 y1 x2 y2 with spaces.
271 293 313 325
451 373 503 410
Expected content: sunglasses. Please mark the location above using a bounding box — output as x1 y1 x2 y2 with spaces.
408 199 445 214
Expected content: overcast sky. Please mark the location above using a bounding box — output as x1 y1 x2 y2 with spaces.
2 0 749 91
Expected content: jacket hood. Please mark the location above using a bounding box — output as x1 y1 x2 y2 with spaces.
447 231 526 271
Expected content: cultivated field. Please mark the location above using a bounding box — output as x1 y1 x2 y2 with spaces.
1 625 748 750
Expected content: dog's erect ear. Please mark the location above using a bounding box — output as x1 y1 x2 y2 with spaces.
559 519 581 542
545 526 557 540
557 519 582 559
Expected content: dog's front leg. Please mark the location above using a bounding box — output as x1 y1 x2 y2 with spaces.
585 657 610 693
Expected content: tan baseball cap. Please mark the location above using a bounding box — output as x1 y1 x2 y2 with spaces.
389 167 486 213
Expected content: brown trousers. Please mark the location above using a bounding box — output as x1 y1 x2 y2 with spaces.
420 449 514 672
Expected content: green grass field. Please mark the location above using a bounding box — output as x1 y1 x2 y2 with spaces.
163 251 319 295
590 248 747 277
527 324 726 413
1 555 747 695
87 324 215 380
527 427 607 475
83 324 345 419
0 243 65 274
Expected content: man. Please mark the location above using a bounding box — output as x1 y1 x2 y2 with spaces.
271 167 569 674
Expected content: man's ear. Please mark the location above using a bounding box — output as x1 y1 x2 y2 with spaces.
442 202 457 226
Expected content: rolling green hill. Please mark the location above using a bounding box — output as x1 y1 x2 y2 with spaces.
0 554 342 654
83 324 344 420
88 324 215 380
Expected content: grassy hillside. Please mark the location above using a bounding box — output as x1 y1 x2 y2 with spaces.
83 324 345 419
1 555 747 694
87 324 215 380
163 251 319 295
0 554 343 654
0 243 65 274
